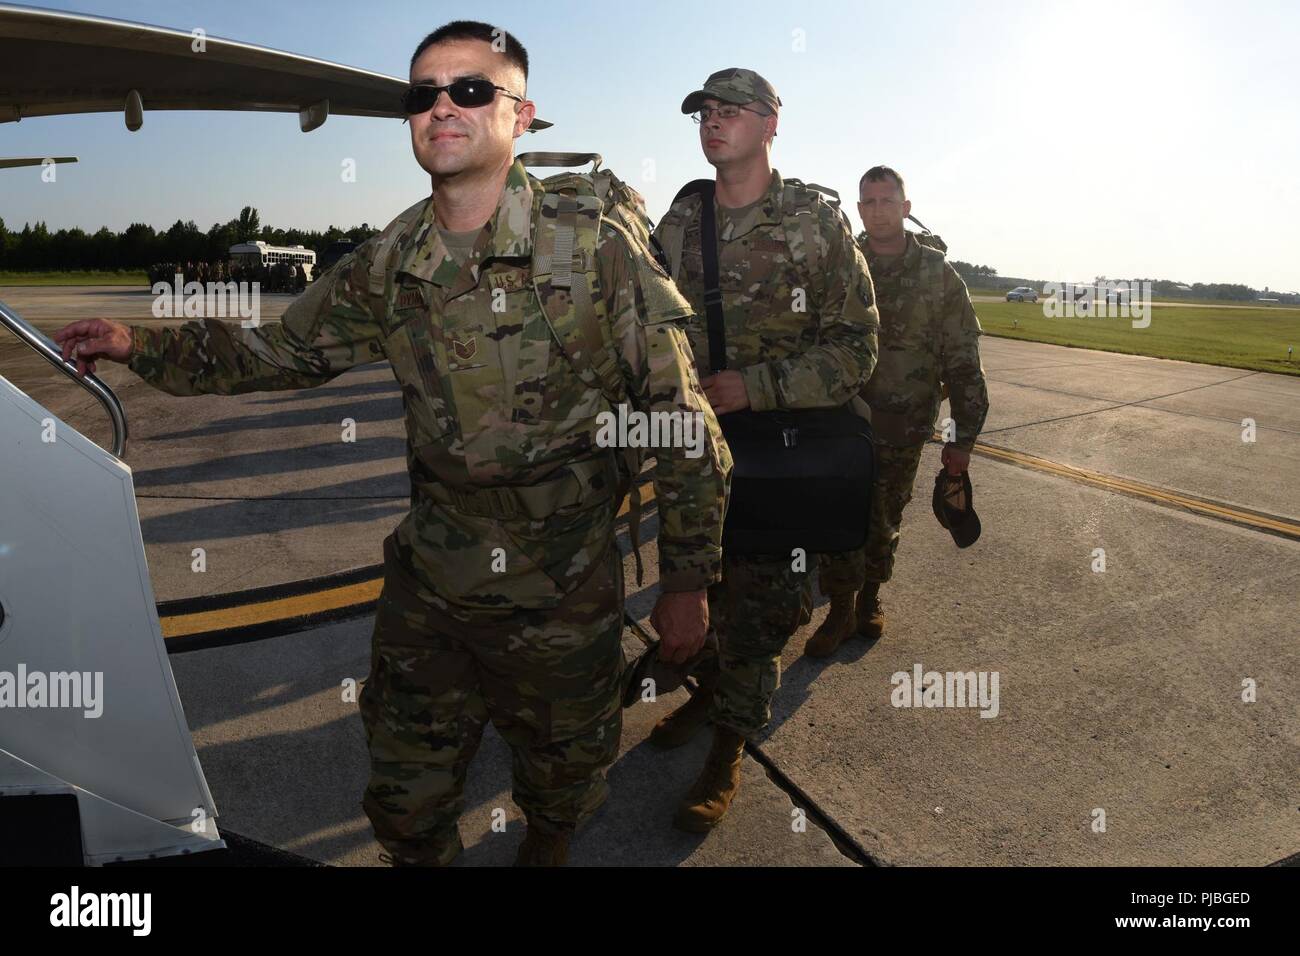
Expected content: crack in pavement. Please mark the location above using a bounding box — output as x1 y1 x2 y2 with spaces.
745 739 880 867
981 369 1263 435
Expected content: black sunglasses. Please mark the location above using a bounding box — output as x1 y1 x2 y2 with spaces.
400 78 523 114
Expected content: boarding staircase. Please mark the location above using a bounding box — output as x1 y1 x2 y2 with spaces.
0 299 223 864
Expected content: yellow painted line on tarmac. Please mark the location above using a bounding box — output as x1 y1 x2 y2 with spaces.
966 438 1300 540
617 482 656 518
161 578 383 639
163 443 1293 642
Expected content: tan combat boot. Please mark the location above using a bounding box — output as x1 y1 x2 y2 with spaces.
672 726 746 833
648 671 718 749
804 591 858 658
514 824 572 866
857 582 885 641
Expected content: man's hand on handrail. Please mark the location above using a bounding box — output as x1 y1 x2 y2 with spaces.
51 318 133 378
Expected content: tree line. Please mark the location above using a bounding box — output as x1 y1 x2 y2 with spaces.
946 261 1284 303
0 206 379 273
4 210 1287 303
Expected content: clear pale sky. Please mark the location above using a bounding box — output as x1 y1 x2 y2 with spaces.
4 0 1296 290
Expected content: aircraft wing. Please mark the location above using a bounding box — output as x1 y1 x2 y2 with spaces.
0 155 77 168
0 3 552 132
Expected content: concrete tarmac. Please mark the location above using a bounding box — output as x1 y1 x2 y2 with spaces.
2 284 1296 866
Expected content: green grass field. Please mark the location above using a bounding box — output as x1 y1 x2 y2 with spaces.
967 287 1296 309
3 273 1296 376
0 271 149 286
977 301 1300 376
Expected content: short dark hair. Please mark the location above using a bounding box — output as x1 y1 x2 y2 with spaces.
409 21 530 83
860 165 906 200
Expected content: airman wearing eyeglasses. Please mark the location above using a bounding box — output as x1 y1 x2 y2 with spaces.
55 20 729 867
649 68 879 832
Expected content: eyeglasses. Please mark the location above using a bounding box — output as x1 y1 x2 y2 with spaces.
400 79 524 114
691 104 769 123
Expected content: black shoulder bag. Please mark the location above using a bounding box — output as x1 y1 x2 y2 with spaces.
679 179 876 556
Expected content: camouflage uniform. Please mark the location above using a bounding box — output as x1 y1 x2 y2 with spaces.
653 170 879 736
127 158 731 864
819 231 989 593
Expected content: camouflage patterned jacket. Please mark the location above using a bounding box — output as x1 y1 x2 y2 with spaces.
653 170 879 409
860 231 989 450
128 159 731 612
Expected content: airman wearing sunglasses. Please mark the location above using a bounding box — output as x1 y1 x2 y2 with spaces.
59 20 728 867
650 69 879 832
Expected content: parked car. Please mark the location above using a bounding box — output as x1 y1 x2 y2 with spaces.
1006 286 1038 302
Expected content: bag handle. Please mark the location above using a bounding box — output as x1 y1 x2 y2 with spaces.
516 151 603 172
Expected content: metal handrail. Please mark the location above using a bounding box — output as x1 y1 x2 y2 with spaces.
0 297 129 459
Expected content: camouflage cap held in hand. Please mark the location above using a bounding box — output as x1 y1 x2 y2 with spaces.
681 68 781 115
932 468 982 549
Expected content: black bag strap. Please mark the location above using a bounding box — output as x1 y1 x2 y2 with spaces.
673 178 726 372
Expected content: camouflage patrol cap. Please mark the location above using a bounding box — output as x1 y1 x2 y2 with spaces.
621 633 720 708
932 468 982 548
681 68 781 115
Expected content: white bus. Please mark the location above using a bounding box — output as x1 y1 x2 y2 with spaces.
228 241 317 280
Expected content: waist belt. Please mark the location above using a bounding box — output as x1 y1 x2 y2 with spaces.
421 455 614 521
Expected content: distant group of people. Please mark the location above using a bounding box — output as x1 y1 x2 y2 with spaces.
146 259 308 293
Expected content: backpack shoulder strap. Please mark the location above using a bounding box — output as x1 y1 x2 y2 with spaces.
660 180 726 371
532 174 657 584
364 197 428 317
916 241 948 324
366 198 427 299
655 181 709 281
530 179 622 405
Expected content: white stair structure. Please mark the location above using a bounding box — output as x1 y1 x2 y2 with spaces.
0 300 223 864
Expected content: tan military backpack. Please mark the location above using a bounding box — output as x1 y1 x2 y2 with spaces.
903 215 950 324
907 214 948 255
862 214 950 328
655 176 854 284
521 152 665 584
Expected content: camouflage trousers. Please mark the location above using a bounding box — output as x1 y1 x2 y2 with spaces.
358 533 625 866
684 553 813 738
818 440 927 593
